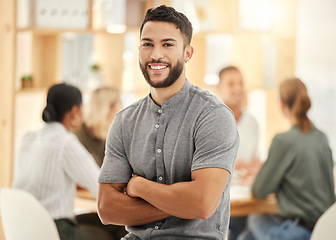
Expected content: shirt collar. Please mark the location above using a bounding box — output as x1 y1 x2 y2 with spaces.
147 79 192 110
44 122 68 133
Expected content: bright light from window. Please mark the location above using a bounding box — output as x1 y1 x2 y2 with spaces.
107 24 126 34
239 0 277 31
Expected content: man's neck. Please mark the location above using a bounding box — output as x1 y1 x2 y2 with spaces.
150 76 186 106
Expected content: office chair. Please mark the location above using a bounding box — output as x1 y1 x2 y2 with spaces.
310 202 336 240
0 188 60 240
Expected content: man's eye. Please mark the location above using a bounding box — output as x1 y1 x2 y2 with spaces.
143 43 152 47
164 43 173 47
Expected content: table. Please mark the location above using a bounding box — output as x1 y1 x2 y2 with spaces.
76 189 95 199
75 190 97 215
230 185 278 217
75 187 278 217
230 195 278 217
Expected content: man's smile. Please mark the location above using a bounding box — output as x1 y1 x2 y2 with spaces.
147 63 169 72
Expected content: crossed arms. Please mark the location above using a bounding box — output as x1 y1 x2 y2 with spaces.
98 167 230 226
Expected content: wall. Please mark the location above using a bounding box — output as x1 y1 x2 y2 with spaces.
0 0 15 239
296 0 336 157
0 0 15 189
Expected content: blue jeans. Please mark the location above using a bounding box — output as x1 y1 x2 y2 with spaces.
238 214 311 240
229 217 247 240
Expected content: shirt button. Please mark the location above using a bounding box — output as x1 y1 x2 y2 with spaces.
158 109 162 114
157 149 162 153
159 176 163 181
155 124 159 129
154 226 159 230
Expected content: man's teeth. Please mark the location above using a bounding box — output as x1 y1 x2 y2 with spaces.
150 65 167 70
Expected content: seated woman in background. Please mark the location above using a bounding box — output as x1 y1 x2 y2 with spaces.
12 83 118 240
74 87 126 238
75 87 122 167
238 78 336 240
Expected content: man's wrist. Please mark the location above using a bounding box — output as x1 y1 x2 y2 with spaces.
127 175 146 198
133 176 146 198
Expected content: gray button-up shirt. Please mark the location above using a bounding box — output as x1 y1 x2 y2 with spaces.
99 80 239 239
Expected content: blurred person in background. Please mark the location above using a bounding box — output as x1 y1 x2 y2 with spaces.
238 78 336 240
217 66 261 240
12 83 117 240
75 87 123 167
74 86 127 239
217 66 261 181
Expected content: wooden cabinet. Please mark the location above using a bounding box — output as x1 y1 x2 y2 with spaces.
0 0 16 190
14 0 153 92
16 31 124 92
1 4 16 240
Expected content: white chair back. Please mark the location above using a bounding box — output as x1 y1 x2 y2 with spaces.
0 188 60 240
310 202 336 240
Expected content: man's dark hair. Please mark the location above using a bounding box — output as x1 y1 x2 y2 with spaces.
140 5 193 47
218 66 241 82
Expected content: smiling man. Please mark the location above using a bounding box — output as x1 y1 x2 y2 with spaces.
98 5 239 240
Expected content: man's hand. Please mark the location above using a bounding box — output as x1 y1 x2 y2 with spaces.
98 182 170 226
126 174 143 198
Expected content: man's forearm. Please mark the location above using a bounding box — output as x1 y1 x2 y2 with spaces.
126 169 230 220
98 183 170 226
129 179 211 219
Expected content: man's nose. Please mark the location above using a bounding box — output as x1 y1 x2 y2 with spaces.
150 46 164 61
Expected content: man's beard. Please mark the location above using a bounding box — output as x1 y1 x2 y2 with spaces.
139 58 184 88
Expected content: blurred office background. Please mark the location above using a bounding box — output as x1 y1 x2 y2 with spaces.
1 0 335 212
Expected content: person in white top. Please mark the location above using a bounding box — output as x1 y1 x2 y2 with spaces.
12 83 119 240
236 111 259 166
217 66 261 240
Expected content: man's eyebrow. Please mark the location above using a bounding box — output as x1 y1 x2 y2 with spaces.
140 38 178 42
141 38 153 42
161 38 177 42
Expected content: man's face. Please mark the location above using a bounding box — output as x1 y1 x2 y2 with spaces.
139 21 188 88
218 70 245 108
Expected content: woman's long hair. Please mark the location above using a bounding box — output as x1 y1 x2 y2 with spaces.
279 78 313 133
83 87 120 140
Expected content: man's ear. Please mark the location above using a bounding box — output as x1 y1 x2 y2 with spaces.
184 45 194 63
